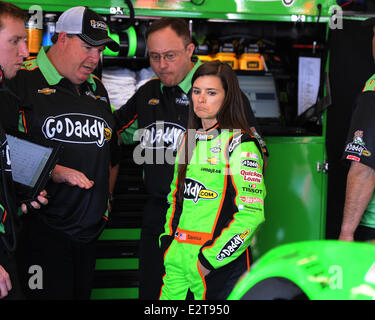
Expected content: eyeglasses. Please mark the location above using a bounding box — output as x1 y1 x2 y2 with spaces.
149 49 186 63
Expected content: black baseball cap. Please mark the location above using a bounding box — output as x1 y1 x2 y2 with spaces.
55 6 119 52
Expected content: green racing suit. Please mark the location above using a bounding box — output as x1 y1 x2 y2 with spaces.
159 124 266 300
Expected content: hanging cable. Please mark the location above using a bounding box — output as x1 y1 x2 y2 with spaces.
316 3 322 24
111 0 135 32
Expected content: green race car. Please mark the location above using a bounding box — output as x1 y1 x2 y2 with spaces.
228 240 375 300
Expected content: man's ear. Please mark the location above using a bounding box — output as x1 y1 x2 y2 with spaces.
186 42 195 58
56 32 69 47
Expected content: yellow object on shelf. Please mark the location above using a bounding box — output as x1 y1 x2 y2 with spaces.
26 19 43 54
238 53 264 71
213 52 238 70
196 54 213 62
26 27 42 54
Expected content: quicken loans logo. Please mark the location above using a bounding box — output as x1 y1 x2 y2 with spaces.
216 229 250 261
42 113 112 147
184 178 218 203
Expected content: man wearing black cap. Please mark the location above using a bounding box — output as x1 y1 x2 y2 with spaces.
6 6 120 299
340 18 375 242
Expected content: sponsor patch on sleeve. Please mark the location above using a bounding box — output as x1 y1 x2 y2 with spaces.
345 130 372 158
216 229 250 261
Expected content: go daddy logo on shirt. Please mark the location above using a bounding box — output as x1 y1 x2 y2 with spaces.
139 121 185 151
42 113 112 147
184 178 218 203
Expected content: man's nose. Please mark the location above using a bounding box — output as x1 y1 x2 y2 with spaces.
89 48 101 63
159 56 168 69
19 39 29 58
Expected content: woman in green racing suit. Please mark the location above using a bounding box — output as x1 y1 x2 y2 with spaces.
159 61 266 300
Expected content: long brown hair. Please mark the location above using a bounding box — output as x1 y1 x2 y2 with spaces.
177 60 253 203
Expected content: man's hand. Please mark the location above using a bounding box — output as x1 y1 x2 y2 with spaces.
0 265 11 299
51 165 94 189
20 189 48 214
339 161 375 242
338 233 354 242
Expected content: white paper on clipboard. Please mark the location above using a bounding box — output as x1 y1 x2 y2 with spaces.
298 56 321 115
6 134 53 187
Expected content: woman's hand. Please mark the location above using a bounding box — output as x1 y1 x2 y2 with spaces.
198 260 211 277
51 165 94 189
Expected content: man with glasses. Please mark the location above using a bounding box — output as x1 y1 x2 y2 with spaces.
114 18 264 299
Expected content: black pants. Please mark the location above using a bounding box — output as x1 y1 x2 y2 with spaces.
16 216 97 300
355 225 375 241
0 246 24 300
139 198 169 300
205 248 252 300
139 231 164 300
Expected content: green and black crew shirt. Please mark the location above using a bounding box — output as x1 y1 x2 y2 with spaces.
0 68 19 251
343 74 375 229
115 61 201 197
114 61 201 232
0 124 18 244
6 46 120 243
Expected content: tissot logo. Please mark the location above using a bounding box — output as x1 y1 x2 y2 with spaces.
42 113 112 147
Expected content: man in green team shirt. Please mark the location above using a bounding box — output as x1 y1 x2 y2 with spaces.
340 18 375 242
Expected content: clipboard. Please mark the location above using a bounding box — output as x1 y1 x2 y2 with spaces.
5 131 62 203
